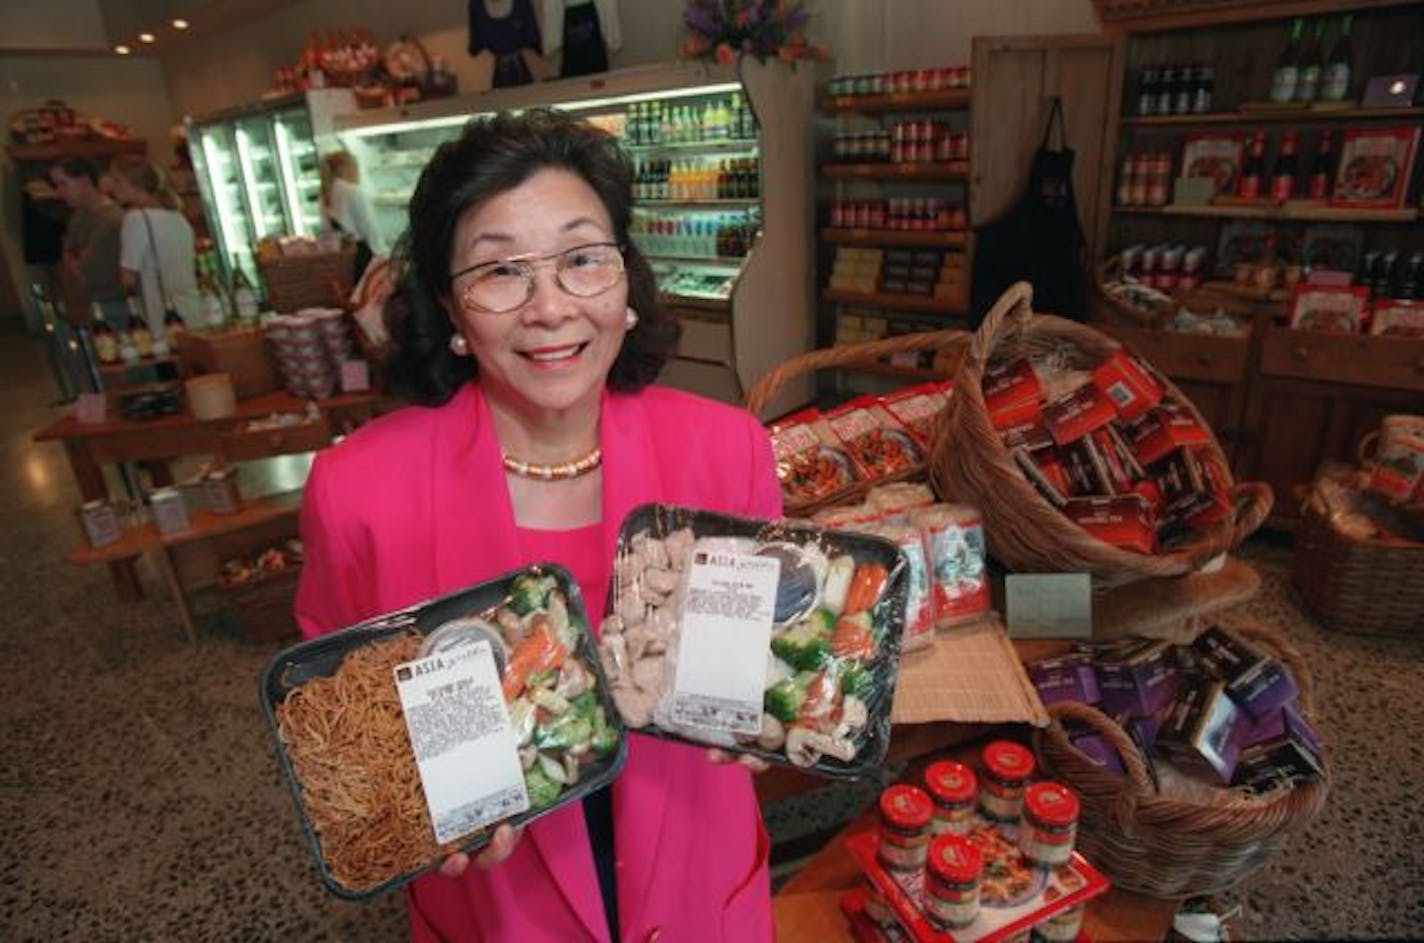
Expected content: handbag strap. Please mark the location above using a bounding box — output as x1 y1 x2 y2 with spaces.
139 209 173 308
1040 96 1067 151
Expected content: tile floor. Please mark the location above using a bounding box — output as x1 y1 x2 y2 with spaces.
2 323 1421 941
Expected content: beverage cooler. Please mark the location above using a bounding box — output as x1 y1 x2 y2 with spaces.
335 61 817 415
186 89 356 287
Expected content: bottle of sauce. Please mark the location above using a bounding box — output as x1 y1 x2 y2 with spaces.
1308 130 1336 200
1295 20 1324 103
1269 19 1303 103
90 304 121 364
1271 130 1300 202
1322 14 1353 102
1238 132 1266 199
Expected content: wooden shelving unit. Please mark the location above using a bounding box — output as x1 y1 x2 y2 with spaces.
823 89 972 114
822 161 970 181
6 138 147 162
1112 203 1420 222
69 491 302 566
1121 106 1424 127
821 228 969 248
822 289 967 316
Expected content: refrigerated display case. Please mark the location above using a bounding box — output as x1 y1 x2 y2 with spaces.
334 60 818 416
186 89 356 287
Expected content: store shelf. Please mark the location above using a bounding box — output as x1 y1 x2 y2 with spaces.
624 137 759 153
822 161 970 181
1121 105 1424 127
6 138 147 161
643 252 747 266
821 228 969 248
823 289 967 316
640 198 760 207
69 491 302 565
823 89 972 114
1112 203 1421 223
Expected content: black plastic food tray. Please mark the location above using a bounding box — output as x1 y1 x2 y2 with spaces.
259 563 628 900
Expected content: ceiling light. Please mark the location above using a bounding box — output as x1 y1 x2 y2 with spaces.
139 32 156 43
114 44 131 55
172 18 189 29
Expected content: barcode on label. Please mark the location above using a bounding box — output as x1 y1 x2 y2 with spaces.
436 784 529 843
673 692 762 733
1106 381 1134 407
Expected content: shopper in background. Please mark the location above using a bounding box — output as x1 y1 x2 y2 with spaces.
106 154 202 335
50 157 127 323
295 109 777 942
319 150 384 281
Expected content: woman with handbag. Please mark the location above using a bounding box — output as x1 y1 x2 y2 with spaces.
107 155 201 337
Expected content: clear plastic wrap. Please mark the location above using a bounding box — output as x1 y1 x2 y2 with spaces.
598 504 909 779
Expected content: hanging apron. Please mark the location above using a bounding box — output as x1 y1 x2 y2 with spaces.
970 97 1090 323
560 0 609 77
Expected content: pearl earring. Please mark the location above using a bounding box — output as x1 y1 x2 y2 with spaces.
625 307 639 329
449 333 469 355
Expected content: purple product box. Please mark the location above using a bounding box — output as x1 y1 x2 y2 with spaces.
1191 627 1299 720
1232 702 1325 792
1156 679 1242 785
1069 730 1124 776
1096 638 1179 717
1029 652 1102 706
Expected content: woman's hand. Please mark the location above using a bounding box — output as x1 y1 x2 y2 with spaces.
707 748 770 774
437 824 524 878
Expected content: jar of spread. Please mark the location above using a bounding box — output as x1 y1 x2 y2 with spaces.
924 833 983 930
979 740 1036 822
925 760 977 835
1033 903 1085 941
877 784 934 872
1020 781 1080 869
860 877 898 929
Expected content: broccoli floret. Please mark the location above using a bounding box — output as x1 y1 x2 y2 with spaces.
523 765 561 809
764 677 807 724
533 711 593 751
508 574 550 615
568 690 599 717
836 660 876 699
770 621 831 671
806 607 837 635
589 707 618 757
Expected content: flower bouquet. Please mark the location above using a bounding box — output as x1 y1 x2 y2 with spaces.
679 0 829 64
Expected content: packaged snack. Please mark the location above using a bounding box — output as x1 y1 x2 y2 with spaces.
1059 436 1114 497
769 408 861 510
811 502 883 529
1027 651 1101 707
1126 401 1211 466
1011 445 1070 507
1369 298 1424 338
866 481 938 524
1190 626 1298 721
1043 383 1118 446
1061 495 1157 555
1092 350 1164 421
1156 679 1242 785
1095 638 1177 717
1365 427 1424 504
860 521 937 651
881 382 953 446
598 505 908 778
982 359 1043 431
826 396 926 484
908 503 991 627
261 565 625 898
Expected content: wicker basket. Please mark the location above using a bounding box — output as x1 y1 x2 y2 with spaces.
1034 620 1329 898
257 246 357 314
1094 256 1170 327
932 282 1272 589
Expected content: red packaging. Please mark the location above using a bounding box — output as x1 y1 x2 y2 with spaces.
1091 427 1137 493
1059 437 1114 497
825 396 926 483
1150 448 1207 507
1012 447 1070 506
1092 350 1164 421
982 360 1043 431
1000 420 1054 453
1370 299 1424 338
1043 383 1118 446
882 382 952 447
908 503 990 627
769 408 862 509
1062 495 1157 554
1127 401 1211 467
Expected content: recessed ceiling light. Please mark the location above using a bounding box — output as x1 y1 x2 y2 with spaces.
114 44 131 55
139 32 156 43
172 18 189 30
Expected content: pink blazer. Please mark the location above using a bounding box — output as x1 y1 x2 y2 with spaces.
295 382 783 942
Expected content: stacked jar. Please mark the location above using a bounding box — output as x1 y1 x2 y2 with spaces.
876 784 935 873
924 760 977 835
924 834 983 930
1020 781 1080 869
978 740 1036 822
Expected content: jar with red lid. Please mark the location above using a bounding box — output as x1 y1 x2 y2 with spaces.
925 760 977 835
924 833 983 930
1034 902 1085 941
979 740 1036 821
860 878 899 929
1020 781 1079 868
877 784 934 872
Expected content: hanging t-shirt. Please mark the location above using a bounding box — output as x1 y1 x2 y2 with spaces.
119 208 201 332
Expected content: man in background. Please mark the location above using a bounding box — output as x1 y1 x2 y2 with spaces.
50 156 127 323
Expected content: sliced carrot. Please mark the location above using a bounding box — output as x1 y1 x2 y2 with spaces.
842 563 889 615
501 620 567 701
798 670 840 725
831 616 876 660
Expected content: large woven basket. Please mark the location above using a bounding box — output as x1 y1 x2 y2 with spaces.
1034 620 1329 898
932 282 1272 589
257 246 357 314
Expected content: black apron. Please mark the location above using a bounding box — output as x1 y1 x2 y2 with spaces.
971 97 1089 323
560 1 609 77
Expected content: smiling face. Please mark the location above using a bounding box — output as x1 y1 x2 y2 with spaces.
447 168 629 421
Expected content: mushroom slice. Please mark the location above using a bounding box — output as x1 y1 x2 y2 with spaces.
757 713 786 751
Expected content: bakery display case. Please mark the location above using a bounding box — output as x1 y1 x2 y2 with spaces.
335 60 818 416
186 89 357 288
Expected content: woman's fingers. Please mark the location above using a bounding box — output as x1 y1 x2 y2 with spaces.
438 851 470 879
707 747 770 774
438 824 524 879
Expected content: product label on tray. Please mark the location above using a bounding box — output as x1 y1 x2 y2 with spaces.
672 552 780 736
394 640 530 845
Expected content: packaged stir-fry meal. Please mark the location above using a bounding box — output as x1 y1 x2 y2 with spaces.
598 504 909 779
260 565 626 899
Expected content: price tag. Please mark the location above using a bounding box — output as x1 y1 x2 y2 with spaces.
1005 573 1093 639
394 640 529 845
75 393 107 424
340 359 370 393
672 551 780 735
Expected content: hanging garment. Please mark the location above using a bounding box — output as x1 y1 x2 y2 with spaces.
559 0 609 77
541 0 622 59
971 97 1090 323
468 0 541 87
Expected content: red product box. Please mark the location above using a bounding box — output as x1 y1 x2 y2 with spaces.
826 395 926 483
1150 448 1206 508
1013 446 1071 506
882 382 953 446
1062 495 1157 555
1043 384 1118 446
1000 420 1055 453
1127 401 1211 467
1090 428 1138 493
769 407 862 509
1092 350 1164 421
1060 437 1114 497
982 360 1043 431
1370 298 1424 338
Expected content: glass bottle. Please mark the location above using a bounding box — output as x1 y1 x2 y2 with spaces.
1270 19 1303 104
198 271 228 329
1270 130 1300 201
1295 20 1324 103
1238 132 1267 199
1322 14 1353 102
1156 65 1176 115
91 306 121 364
1137 66 1159 116
1308 130 1336 200
125 295 153 358
231 255 260 325
1174 63 1196 115
1193 63 1215 114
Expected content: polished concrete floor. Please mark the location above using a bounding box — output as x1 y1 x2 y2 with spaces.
1 322 1420 941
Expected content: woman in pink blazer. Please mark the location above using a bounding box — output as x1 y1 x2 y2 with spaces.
294 109 781 942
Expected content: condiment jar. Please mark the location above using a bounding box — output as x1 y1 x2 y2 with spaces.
860 877 899 929
924 833 983 930
978 740 1036 822
925 760 977 835
1020 781 1080 869
877 784 934 872
1033 903 1086 942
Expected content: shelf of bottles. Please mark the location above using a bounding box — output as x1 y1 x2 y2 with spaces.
196 126 259 281
233 115 291 240
272 108 322 236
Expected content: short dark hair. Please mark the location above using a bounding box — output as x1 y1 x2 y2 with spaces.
383 108 680 405
52 156 101 185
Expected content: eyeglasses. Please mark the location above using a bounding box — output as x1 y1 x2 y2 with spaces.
450 242 626 314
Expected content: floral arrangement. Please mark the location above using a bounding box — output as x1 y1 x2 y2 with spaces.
679 0 830 64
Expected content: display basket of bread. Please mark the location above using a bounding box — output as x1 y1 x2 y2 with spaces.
256 238 358 315
932 282 1272 589
1032 620 1329 898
